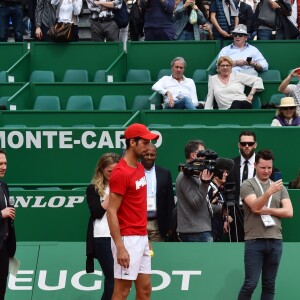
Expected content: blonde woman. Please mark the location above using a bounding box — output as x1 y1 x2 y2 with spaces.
86 153 120 300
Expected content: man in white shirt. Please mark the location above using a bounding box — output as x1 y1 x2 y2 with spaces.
152 57 198 110
218 24 268 76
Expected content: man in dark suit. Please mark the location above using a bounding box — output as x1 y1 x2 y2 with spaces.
237 0 254 35
227 130 257 242
0 150 16 300
141 143 175 242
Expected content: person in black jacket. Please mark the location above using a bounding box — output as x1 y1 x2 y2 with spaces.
237 0 254 35
85 152 120 300
0 149 16 300
141 143 175 242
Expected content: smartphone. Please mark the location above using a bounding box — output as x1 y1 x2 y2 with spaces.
273 171 282 181
246 57 252 63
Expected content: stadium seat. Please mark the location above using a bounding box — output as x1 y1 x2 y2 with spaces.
33 96 61 111
157 69 171 80
192 69 207 82
63 69 89 82
36 187 62 191
147 124 172 128
66 95 94 110
0 96 10 108
3 124 27 128
252 95 261 109
0 71 7 82
125 69 151 82
131 95 151 111
259 70 281 82
29 70 55 82
72 124 96 128
270 94 285 106
98 95 127 110
93 70 106 82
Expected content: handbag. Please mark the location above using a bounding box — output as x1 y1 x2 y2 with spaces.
47 22 74 42
189 9 197 25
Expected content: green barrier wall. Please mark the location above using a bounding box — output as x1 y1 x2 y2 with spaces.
29 42 124 81
0 43 27 71
126 41 221 80
5 242 300 299
10 189 300 242
2 127 299 184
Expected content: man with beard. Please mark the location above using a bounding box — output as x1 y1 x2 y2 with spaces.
227 131 279 242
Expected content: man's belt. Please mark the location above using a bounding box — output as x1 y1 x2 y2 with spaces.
92 17 115 23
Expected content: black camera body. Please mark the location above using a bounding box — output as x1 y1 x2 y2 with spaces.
178 149 234 180
178 149 218 177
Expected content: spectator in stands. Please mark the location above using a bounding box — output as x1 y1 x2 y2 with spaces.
236 1 254 37
204 56 264 109
173 0 206 40
271 97 300 126
35 0 57 41
289 170 300 189
85 152 120 300
0 150 16 300
152 57 199 110
176 139 214 242
140 0 175 40
86 0 122 41
199 1 213 40
237 149 293 300
218 24 268 76
253 0 293 40
0 0 23 41
51 0 83 41
278 67 300 115
209 0 238 43
141 143 175 242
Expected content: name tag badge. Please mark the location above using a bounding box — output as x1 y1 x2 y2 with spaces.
147 196 156 211
261 215 276 227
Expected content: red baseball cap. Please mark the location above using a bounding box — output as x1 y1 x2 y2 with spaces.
122 123 159 140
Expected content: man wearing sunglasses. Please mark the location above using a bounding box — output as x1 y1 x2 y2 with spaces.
227 130 280 242
218 24 268 76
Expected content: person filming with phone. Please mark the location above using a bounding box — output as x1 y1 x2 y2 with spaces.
238 149 293 299
218 24 268 76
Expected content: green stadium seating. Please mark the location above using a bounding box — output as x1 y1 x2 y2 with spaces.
63 69 89 82
33 96 61 111
157 69 171 80
99 95 127 110
125 69 151 82
131 95 151 111
270 94 285 106
192 69 207 82
93 70 106 82
259 70 281 82
252 95 261 109
66 95 94 110
29 70 55 82
0 71 7 82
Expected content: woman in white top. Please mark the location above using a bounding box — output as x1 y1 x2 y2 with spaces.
51 0 82 41
86 153 120 300
205 56 264 110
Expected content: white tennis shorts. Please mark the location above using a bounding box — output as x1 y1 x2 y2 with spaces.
111 235 151 280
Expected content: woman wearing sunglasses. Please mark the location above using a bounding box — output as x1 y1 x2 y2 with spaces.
271 97 300 126
205 55 264 109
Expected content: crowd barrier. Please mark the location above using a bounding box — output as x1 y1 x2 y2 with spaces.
5 241 300 299
10 189 300 242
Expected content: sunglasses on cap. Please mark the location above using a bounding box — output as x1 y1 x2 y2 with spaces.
240 142 255 147
233 33 246 38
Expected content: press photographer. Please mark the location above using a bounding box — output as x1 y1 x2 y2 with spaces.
176 139 234 242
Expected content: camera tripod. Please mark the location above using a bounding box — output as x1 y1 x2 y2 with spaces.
224 199 244 242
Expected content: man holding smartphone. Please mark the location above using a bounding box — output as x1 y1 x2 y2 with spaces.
238 149 293 299
218 24 268 76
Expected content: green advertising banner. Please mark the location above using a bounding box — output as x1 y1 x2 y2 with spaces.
5 242 300 300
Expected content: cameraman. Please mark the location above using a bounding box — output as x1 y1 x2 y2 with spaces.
176 140 214 242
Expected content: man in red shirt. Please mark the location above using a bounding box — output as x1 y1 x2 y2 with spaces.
107 123 159 300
